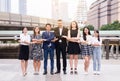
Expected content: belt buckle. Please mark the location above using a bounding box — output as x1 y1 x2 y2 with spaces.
59 40 62 43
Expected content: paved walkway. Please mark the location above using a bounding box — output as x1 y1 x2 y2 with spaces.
0 59 120 81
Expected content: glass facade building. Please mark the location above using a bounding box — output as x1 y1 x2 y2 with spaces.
88 0 120 29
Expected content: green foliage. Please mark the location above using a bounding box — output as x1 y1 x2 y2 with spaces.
87 25 94 30
80 25 94 31
100 20 120 30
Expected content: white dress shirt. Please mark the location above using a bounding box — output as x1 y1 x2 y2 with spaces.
20 33 31 45
59 28 63 36
92 37 102 46
81 35 93 45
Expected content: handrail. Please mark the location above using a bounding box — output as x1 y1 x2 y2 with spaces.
0 12 69 27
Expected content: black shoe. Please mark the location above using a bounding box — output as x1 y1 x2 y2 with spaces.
74 71 78 74
74 68 78 74
55 71 60 74
70 71 73 74
70 68 73 74
63 71 67 74
43 71 47 75
51 71 54 75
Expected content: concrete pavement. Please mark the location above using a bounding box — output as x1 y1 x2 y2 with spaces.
0 59 120 81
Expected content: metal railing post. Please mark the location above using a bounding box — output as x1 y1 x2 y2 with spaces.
105 39 110 59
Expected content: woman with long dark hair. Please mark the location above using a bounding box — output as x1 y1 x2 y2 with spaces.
18 27 31 76
92 30 102 75
80 27 93 74
65 21 80 74
31 26 43 75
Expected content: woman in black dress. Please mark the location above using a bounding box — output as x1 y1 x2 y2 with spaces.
18 27 31 76
64 21 80 74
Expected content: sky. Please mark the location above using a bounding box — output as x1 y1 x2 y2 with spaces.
11 0 19 13
11 0 96 19
27 0 52 18
27 0 97 19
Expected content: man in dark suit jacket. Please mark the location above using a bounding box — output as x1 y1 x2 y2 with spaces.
54 19 68 74
42 23 55 75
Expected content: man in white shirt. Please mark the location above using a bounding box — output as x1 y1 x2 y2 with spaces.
54 19 68 74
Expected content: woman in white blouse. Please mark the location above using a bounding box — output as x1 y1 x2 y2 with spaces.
18 27 31 76
80 27 93 74
92 30 102 75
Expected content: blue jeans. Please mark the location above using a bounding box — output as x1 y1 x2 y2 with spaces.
44 48 54 72
93 47 101 71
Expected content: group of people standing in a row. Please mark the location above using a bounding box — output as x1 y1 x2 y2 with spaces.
18 19 102 77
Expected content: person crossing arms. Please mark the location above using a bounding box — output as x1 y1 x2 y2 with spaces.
31 26 43 75
80 27 93 75
54 19 68 74
18 27 31 76
92 30 102 75
42 23 55 75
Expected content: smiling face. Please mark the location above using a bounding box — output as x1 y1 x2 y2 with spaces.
84 27 89 35
22 27 28 34
94 30 99 37
71 21 77 28
46 24 51 31
34 27 40 34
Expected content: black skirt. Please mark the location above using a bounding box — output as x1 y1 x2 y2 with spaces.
67 42 80 54
19 45 29 60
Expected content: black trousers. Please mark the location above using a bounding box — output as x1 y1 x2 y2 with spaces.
56 44 67 72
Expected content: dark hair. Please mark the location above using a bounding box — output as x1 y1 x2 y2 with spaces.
33 26 40 37
45 23 51 27
70 21 78 30
57 19 62 22
22 27 27 33
94 30 100 41
83 27 91 40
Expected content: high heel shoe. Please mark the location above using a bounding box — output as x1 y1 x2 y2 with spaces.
70 71 73 74
74 71 78 74
70 68 73 74
74 68 78 74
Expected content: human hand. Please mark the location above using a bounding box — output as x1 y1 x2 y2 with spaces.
32 39 37 42
51 38 58 42
42 39 47 41
62 35 67 38
77 40 81 43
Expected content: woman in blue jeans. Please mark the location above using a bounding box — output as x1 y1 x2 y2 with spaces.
92 30 102 75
